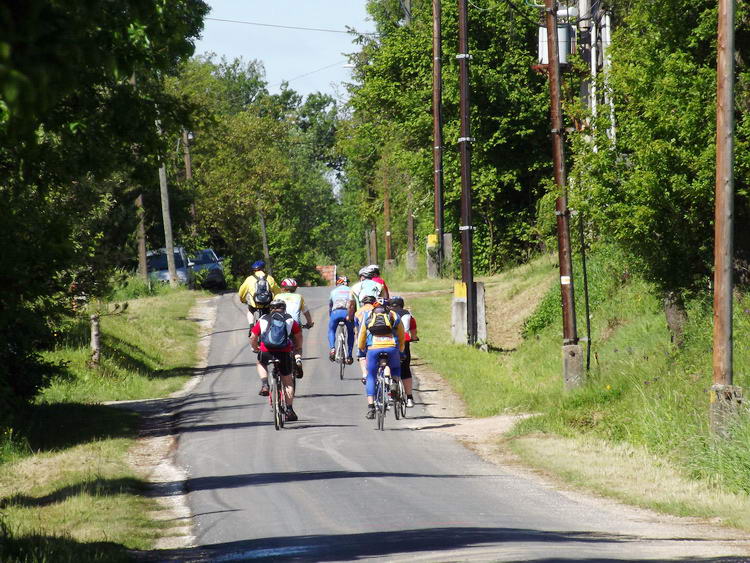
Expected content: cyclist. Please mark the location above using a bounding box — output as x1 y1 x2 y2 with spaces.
328 276 354 363
276 278 314 328
249 299 303 421
366 264 390 300
238 260 280 325
388 296 418 408
357 298 405 419
347 265 386 319
354 294 378 382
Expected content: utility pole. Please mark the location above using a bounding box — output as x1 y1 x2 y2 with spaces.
158 159 178 288
432 0 445 275
545 0 583 387
135 194 148 281
182 129 196 230
401 0 412 25
384 182 393 264
711 0 741 435
457 0 477 345
257 210 272 275
407 190 416 270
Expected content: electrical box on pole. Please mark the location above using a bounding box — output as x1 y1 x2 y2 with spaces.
538 25 573 65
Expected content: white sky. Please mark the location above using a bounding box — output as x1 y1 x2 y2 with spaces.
193 1 375 99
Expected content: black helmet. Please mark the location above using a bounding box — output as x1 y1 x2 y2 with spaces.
389 296 404 308
269 299 286 311
361 295 377 305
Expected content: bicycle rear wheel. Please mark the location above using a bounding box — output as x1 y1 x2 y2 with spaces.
269 370 281 431
336 330 346 380
398 379 407 419
376 374 386 431
278 377 286 429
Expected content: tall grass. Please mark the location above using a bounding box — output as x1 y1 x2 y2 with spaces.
410 246 750 498
0 290 201 560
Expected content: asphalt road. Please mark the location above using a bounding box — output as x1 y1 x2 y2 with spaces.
174 287 750 562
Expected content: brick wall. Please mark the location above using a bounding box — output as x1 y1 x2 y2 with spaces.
316 265 337 286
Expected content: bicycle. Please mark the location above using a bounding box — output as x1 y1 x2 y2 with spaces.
391 374 407 420
267 357 287 430
334 321 348 380
373 352 391 431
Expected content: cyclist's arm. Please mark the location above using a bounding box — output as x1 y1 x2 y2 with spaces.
357 317 367 351
347 298 356 321
238 277 252 304
410 316 418 340
291 322 303 354
249 324 261 352
395 317 406 352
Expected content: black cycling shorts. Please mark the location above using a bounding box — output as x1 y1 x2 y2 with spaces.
257 350 293 376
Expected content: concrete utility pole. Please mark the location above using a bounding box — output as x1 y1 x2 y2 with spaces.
384 183 394 265
432 0 446 276
545 0 583 387
401 0 412 25
457 0 477 345
182 129 197 230
577 0 591 110
711 0 741 435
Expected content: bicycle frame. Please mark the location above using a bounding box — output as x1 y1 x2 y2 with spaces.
267 358 287 430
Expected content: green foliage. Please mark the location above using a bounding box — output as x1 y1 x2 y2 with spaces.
569 0 750 297
339 0 551 274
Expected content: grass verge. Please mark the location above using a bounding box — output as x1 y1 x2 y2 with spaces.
0 288 201 561
401 249 750 530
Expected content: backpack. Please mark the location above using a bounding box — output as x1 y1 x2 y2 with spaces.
366 305 394 336
253 273 273 306
260 312 291 349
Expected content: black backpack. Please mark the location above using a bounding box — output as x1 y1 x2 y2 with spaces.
253 273 273 306
366 305 394 336
260 312 291 349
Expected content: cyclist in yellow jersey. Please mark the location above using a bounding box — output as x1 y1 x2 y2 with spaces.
238 260 280 324
358 301 405 419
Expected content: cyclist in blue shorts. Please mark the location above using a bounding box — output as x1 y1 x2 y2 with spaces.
328 276 354 363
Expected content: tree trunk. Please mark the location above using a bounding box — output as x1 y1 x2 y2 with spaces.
90 313 101 367
258 210 272 275
663 292 688 348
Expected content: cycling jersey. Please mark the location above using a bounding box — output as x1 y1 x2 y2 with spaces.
357 309 405 352
238 271 280 308
350 279 385 310
251 314 301 353
329 285 351 311
276 292 308 325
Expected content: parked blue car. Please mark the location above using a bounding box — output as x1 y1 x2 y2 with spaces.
146 247 194 286
191 248 226 290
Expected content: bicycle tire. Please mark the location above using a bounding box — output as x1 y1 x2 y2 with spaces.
269 367 281 431
376 370 386 431
393 379 401 420
336 329 346 380
398 379 407 418
278 379 286 429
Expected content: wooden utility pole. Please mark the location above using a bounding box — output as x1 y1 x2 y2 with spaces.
711 0 741 435
457 0 477 345
135 194 148 281
384 183 393 263
432 0 445 275
545 0 583 387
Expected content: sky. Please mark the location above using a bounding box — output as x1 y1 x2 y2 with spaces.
193 1 376 100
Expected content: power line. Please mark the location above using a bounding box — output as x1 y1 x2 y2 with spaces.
272 60 348 87
204 17 378 36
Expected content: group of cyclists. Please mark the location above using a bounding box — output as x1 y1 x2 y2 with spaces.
239 260 418 424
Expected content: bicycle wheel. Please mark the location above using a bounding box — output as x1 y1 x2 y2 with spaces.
393 378 401 420
336 330 346 380
269 369 281 431
376 372 386 431
278 376 286 429
398 379 407 419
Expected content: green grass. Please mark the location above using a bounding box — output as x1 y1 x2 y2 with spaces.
407 246 750 524
0 288 201 560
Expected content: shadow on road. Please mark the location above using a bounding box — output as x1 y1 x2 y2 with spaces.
132 526 749 562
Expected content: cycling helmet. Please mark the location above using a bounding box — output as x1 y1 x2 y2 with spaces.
361 295 377 305
269 299 286 311
336 276 350 286
358 266 372 279
367 264 381 276
251 260 265 271
281 278 298 288
389 296 404 308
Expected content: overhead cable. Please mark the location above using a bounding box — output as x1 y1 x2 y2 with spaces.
205 17 378 36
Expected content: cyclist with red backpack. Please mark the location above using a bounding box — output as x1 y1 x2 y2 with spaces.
238 260 280 324
250 299 303 421
357 299 405 420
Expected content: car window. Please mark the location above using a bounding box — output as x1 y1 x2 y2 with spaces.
192 249 217 265
147 252 185 271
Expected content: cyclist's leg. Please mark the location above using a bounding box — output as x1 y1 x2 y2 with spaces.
401 341 413 398
365 349 380 403
328 309 344 349
345 318 355 358
275 352 295 405
256 350 270 395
